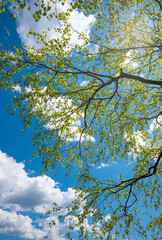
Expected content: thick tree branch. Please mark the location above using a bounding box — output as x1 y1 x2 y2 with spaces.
120 71 162 87
80 150 162 216
154 0 162 10
25 59 162 88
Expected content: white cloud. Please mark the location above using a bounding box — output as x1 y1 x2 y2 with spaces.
133 131 146 148
0 150 99 239
13 0 95 48
0 150 75 214
38 216 67 240
0 209 44 240
59 125 95 143
39 213 93 240
13 85 95 143
28 169 35 175
122 50 138 69
12 84 22 93
0 150 78 239
80 80 89 87
104 213 111 221
97 162 110 169
31 89 95 143
124 131 147 157
149 116 162 134
1 50 22 66
125 116 162 160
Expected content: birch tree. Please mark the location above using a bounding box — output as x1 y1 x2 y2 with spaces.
0 0 162 239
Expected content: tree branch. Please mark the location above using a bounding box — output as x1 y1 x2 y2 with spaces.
154 0 162 10
80 150 162 215
120 72 162 87
98 44 162 55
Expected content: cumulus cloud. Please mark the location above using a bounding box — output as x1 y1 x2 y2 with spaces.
0 150 77 239
0 209 43 240
0 150 98 239
38 213 93 240
0 150 75 213
0 208 80 240
12 0 95 48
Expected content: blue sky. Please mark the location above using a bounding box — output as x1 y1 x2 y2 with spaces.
0 3 112 240
0 2 161 240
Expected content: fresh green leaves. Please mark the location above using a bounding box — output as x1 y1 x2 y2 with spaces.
0 0 162 239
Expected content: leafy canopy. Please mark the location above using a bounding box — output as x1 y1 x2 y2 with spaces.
0 0 162 239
